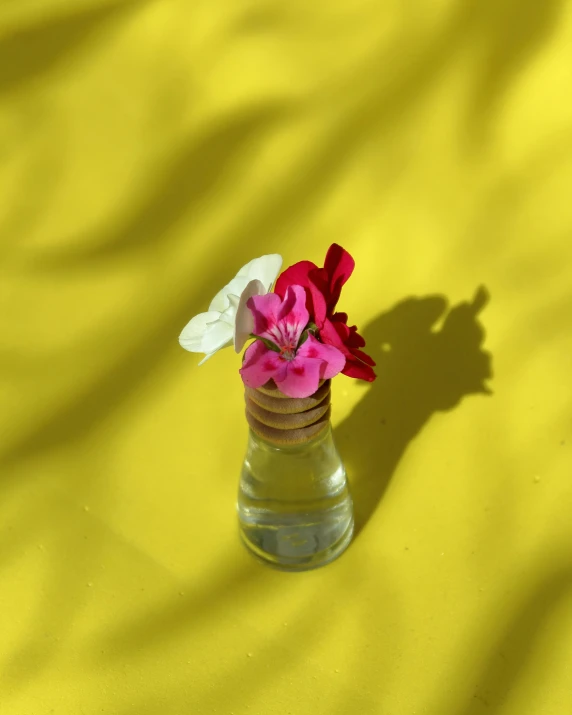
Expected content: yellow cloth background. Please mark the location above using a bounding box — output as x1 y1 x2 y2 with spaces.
1 1 572 713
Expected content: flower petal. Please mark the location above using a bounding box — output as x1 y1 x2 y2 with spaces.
247 292 283 341
239 340 287 389
208 254 282 313
274 246 354 329
208 276 249 313
296 334 346 379
198 351 218 366
342 357 377 381
319 318 376 380
200 320 234 354
351 348 376 367
234 279 265 352
324 243 355 310
330 314 367 349
276 285 309 346
218 301 238 327
237 253 283 291
346 326 366 349
179 311 233 364
319 318 348 353
179 311 221 352
274 259 329 328
331 311 349 323
276 357 323 398
227 294 240 311
306 267 330 328
274 260 317 299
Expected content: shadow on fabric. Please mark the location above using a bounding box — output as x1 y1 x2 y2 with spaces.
0 0 146 97
431 566 572 714
335 287 493 534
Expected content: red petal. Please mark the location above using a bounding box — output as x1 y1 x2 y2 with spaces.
314 319 377 382
319 318 349 354
307 267 329 328
324 244 355 312
274 261 316 297
351 348 376 367
342 357 376 381
333 320 351 342
275 260 326 325
346 325 366 349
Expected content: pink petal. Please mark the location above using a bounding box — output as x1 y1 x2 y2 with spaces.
296 334 346 379
247 292 282 342
276 285 310 346
239 341 287 389
275 357 323 399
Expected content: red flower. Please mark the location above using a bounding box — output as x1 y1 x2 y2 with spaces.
275 244 376 382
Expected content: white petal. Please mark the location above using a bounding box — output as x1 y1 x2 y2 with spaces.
209 254 282 312
234 279 265 352
227 294 240 311
209 276 248 312
179 311 221 352
236 254 283 291
200 320 233 354
208 286 229 313
186 255 282 360
219 301 238 327
198 351 217 366
179 310 232 362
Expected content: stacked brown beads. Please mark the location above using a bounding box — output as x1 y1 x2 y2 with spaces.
245 380 331 446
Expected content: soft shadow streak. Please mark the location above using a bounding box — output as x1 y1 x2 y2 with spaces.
0 0 144 95
436 568 572 714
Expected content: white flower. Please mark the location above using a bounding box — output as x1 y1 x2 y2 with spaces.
179 254 283 364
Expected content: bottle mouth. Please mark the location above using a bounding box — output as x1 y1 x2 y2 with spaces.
248 422 333 453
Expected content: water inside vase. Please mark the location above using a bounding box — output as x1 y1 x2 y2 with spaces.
237 426 354 570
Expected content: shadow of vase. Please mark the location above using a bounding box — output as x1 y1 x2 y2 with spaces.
335 286 493 534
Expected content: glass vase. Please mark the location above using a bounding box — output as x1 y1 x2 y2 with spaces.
237 379 354 571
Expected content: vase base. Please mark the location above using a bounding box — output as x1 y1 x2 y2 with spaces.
238 502 354 572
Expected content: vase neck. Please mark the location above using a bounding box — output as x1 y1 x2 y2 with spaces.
245 380 331 446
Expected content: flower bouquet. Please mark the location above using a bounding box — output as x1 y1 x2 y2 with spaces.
180 245 375 570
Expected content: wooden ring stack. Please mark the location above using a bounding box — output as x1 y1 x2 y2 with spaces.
245 380 331 446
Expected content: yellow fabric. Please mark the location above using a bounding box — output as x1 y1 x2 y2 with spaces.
2 1 572 713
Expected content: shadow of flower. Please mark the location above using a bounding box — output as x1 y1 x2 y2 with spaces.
335 287 493 533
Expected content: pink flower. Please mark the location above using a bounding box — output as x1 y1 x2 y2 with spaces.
239 285 346 398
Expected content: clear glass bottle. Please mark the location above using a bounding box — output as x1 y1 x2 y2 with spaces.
237 381 354 571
